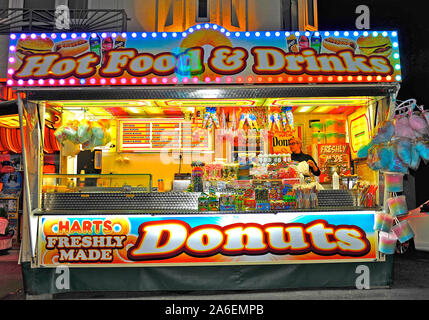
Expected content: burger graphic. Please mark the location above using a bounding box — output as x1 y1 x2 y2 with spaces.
357 34 392 57
15 36 54 66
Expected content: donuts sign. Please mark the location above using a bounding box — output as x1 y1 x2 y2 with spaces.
7 27 401 87
39 212 378 267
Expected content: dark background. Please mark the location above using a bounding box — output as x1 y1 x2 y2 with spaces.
318 0 429 206
318 0 429 105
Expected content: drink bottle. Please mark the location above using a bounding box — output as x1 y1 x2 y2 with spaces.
298 35 310 51
101 36 113 64
310 33 322 53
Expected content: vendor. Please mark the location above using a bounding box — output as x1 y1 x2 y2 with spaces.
289 137 321 176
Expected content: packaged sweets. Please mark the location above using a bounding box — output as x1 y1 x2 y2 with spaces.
198 193 209 211
220 194 235 211
244 188 256 210
234 190 245 211
208 189 219 211
191 161 205 192
255 186 270 210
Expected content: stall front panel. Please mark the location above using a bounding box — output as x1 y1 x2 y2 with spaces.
38 211 379 267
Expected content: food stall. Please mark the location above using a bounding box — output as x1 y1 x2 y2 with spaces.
7 27 404 295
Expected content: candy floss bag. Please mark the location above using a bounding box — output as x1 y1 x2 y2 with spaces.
393 99 416 140
409 104 429 138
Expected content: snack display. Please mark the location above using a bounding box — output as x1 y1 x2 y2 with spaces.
387 195 408 217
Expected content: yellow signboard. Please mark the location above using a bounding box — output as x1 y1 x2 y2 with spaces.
348 108 371 159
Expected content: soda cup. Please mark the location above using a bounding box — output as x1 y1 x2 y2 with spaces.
102 36 113 65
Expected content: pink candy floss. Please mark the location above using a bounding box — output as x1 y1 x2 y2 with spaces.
387 195 408 217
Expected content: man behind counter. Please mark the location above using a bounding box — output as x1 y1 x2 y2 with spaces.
289 137 321 176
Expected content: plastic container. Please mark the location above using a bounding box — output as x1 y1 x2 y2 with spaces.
325 132 338 144
378 231 397 255
387 195 408 217
392 220 415 243
336 120 346 133
157 179 164 192
324 119 338 133
310 121 323 132
332 172 339 190
384 172 404 193
374 213 394 233
312 132 325 144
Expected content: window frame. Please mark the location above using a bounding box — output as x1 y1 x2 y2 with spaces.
196 0 209 22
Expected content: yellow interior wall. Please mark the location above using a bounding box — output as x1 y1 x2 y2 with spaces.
101 151 219 191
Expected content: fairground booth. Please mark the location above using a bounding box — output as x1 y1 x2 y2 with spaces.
6 26 409 294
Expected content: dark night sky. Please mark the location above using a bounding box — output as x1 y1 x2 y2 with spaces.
318 0 429 104
318 0 429 205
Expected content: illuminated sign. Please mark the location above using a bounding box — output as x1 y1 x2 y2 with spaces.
118 118 212 152
7 27 401 87
39 212 378 267
348 109 371 159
